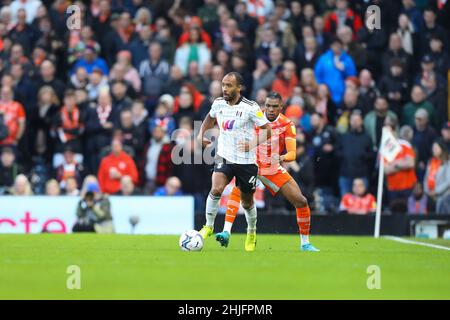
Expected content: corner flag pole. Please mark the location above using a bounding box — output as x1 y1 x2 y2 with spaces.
374 129 385 238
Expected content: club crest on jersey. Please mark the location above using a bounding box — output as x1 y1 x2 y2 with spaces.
222 119 235 131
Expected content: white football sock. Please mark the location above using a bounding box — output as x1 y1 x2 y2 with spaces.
205 192 220 228
244 205 257 234
223 221 233 233
301 234 310 246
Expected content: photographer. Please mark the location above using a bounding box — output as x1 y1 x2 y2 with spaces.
72 182 114 233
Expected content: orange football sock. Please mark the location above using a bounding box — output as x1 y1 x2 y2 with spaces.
224 187 241 233
296 206 311 244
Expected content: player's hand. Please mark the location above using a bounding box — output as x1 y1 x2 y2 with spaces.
199 137 213 149
237 141 251 152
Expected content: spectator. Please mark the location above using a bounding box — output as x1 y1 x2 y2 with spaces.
10 173 33 196
55 145 84 193
434 142 450 214
84 89 115 173
337 26 367 72
358 69 378 116
339 178 376 215
72 45 109 76
407 182 434 214
34 60 66 101
144 125 173 194
336 110 373 196
51 89 84 167
110 80 133 115
442 122 450 151
427 34 449 79
234 1 258 45
0 147 22 194
30 85 59 161
310 112 338 212
271 60 298 102
86 68 109 102
139 41 170 105
420 7 448 56
113 50 142 94
315 84 337 126
73 181 114 233
10 0 42 24
324 0 362 38
384 120 417 206
402 85 436 129
315 38 357 105
378 58 409 118
364 96 398 148
116 108 146 160
283 133 315 202
115 175 140 196
199 80 222 120
45 178 60 196
65 176 80 196
162 65 184 98
0 85 26 150
381 33 413 79
98 138 138 195
128 24 153 69
396 13 417 56
174 26 211 76
335 87 363 134
412 108 437 180
424 139 448 199
251 57 275 100
401 0 423 33
154 176 183 196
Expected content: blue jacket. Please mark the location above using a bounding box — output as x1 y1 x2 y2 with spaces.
314 50 356 105
72 58 109 76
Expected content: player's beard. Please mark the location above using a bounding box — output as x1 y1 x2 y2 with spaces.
223 91 237 102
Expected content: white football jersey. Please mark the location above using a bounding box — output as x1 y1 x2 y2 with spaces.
209 96 269 164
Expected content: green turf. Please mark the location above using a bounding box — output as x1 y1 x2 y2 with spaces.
0 234 449 300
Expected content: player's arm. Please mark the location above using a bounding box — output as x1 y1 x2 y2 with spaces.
239 123 272 152
196 113 216 148
280 123 297 162
280 137 296 162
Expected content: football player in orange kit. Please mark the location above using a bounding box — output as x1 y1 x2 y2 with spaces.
215 92 319 251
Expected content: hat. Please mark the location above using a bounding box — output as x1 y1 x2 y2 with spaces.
63 144 75 153
86 182 100 193
415 108 429 120
422 55 434 64
443 122 450 130
285 104 303 119
159 94 174 108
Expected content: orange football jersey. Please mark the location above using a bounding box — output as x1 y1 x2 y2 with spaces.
256 113 296 173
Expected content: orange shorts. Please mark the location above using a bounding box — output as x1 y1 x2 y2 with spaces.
258 165 293 196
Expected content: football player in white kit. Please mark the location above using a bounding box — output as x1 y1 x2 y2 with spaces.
197 72 272 251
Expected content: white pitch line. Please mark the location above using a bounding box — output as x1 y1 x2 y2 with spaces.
384 236 450 251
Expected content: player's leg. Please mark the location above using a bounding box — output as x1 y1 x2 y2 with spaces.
199 171 231 239
279 178 320 252
234 163 258 251
240 190 258 251
215 186 241 247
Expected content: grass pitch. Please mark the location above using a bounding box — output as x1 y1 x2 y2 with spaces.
0 234 449 300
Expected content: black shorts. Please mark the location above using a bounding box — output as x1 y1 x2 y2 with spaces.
213 156 258 193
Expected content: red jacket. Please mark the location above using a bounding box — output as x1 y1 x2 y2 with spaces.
324 9 362 38
98 151 138 194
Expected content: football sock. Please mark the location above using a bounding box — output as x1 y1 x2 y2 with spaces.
205 192 221 228
224 187 241 233
244 205 257 234
296 206 311 245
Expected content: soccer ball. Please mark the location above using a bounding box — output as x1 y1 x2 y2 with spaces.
179 230 204 251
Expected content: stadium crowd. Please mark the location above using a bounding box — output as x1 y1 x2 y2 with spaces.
0 0 449 215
